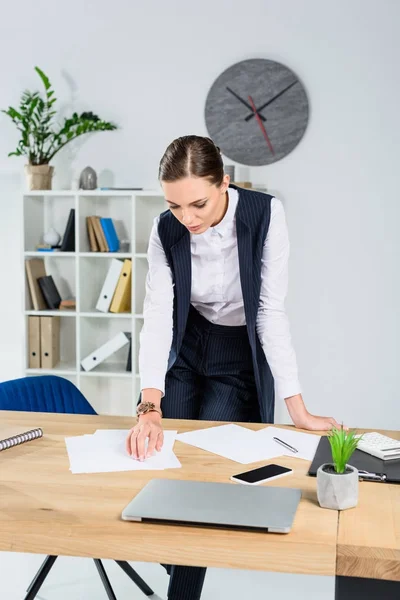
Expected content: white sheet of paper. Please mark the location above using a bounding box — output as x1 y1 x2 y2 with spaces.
176 424 286 464
257 426 321 461
65 430 181 474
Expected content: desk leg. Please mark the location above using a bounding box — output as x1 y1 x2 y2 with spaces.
335 576 400 599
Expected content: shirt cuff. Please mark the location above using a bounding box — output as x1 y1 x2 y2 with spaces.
275 379 302 401
140 369 167 397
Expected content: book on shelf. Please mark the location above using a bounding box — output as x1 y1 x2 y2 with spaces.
60 208 75 251
125 331 132 372
25 258 47 310
96 258 124 313
91 216 109 252
86 215 121 253
100 218 120 252
110 259 132 313
80 331 130 372
86 216 99 252
38 275 62 309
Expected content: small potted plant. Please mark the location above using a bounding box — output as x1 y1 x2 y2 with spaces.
317 427 361 510
2 66 117 190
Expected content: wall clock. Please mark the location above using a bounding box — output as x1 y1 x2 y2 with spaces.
205 58 309 166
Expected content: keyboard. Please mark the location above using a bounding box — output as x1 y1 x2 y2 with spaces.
357 432 400 461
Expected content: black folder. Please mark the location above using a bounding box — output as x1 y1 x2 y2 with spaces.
308 436 400 483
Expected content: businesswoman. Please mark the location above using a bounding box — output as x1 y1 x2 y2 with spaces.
126 135 342 600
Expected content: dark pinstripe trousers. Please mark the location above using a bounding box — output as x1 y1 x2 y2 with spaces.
161 306 261 600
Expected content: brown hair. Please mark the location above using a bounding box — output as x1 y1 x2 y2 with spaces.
159 135 224 186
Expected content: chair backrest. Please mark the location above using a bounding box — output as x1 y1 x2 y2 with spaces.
0 375 97 415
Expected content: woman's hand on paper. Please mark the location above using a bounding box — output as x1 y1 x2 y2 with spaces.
125 412 164 461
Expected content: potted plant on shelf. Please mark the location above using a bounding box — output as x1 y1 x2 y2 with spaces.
2 66 117 190
317 426 362 510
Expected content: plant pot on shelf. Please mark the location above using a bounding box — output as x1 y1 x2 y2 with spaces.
317 463 359 510
25 164 54 191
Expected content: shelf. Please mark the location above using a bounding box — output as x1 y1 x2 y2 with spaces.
135 253 147 258
26 359 77 375
25 251 75 257
80 363 133 378
24 190 163 197
24 191 76 197
79 252 132 258
80 312 134 318
25 310 76 317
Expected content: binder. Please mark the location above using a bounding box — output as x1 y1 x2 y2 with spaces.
80 331 130 372
308 436 400 483
38 275 62 309
60 208 75 251
86 216 99 251
25 258 47 310
40 316 60 369
91 216 109 252
95 258 124 313
109 259 132 313
100 218 120 252
0 428 43 452
28 316 41 368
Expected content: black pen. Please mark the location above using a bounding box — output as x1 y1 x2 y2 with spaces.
273 437 298 454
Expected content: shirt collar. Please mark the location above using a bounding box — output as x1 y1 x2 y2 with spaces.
212 187 239 236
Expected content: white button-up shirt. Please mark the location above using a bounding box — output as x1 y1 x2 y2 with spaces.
139 188 301 400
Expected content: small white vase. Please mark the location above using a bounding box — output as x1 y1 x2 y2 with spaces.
317 463 359 510
43 227 61 247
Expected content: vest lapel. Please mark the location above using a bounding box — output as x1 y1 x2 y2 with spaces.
171 232 191 344
236 212 256 332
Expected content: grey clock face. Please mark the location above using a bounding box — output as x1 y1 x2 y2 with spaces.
205 59 309 166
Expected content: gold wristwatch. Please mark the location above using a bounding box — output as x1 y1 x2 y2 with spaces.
136 401 163 420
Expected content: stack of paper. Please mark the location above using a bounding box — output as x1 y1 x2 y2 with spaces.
65 429 181 474
176 424 320 464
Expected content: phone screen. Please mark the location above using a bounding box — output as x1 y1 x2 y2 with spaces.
232 464 292 484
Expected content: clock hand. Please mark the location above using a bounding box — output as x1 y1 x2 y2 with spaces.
226 86 267 122
245 80 298 122
248 95 275 155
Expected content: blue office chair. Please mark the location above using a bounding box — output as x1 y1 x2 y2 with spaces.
0 375 154 600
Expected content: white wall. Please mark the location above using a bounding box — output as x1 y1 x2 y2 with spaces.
0 0 398 428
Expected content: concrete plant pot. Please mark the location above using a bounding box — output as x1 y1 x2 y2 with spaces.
317 463 359 510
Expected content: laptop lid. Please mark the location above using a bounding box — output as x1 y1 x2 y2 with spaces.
308 436 400 483
121 479 302 534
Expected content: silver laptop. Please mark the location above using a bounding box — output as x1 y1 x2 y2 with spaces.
121 479 301 534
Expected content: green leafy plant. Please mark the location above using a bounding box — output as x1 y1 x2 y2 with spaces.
327 426 362 474
2 66 117 165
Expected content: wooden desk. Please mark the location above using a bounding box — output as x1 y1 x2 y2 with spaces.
1 411 399 599
335 429 400 599
0 411 337 577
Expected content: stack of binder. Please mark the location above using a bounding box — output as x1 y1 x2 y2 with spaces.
96 258 132 314
28 316 60 369
25 259 67 311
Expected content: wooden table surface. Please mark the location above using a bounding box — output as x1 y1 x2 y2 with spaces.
1 412 399 582
336 429 400 582
0 411 338 577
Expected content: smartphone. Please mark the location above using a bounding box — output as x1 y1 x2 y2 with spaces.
230 464 293 485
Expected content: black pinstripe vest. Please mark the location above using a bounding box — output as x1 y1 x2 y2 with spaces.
158 184 275 423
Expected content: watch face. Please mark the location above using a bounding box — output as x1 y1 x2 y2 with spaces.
205 58 309 166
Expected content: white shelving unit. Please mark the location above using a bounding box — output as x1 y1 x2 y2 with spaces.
23 190 166 415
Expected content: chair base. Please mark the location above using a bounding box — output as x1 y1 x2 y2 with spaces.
25 554 154 599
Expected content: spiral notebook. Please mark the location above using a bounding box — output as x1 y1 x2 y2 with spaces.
0 427 43 452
